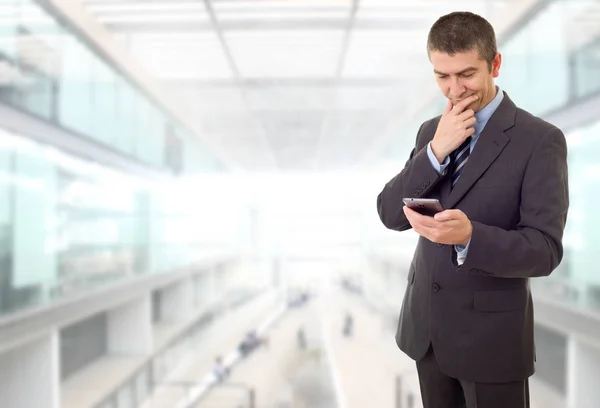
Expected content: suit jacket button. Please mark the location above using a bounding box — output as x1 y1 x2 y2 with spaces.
432 283 440 292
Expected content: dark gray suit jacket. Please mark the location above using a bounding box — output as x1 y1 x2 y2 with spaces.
376 92 569 383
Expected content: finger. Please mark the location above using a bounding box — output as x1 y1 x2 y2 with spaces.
465 127 476 137
418 225 439 241
408 216 436 239
404 205 421 219
404 206 438 228
453 94 479 114
458 109 475 121
434 209 463 222
413 212 441 229
403 207 419 230
462 117 477 128
403 205 416 222
443 99 453 115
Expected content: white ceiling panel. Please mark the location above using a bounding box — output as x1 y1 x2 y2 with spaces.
97 13 210 24
217 10 350 22
86 2 207 14
167 84 247 113
244 86 333 111
196 113 263 141
342 30 431 78
189 112 278 170
129 32 233 80
213 1 352 12
565 0 600 50
81 0 560 171
357 0 505 30
316 111 391 167
226 30 345 78
332 84 414 111
359 0 487 11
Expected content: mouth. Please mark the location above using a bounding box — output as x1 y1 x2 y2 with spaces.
453 94 476 103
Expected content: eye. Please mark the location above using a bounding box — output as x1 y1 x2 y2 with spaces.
461 73 475 78
437 74 448 79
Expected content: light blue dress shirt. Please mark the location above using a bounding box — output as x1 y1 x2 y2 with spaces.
426 87 504 265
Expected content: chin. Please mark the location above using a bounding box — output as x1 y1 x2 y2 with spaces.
464 101 479 112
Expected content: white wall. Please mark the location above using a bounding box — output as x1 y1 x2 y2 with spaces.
108 295 153 355
0 332 60 408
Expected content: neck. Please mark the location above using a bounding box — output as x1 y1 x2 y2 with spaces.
479 86 498 111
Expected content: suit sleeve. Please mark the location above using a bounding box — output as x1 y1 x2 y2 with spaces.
376 121 448 231
459 127 569 278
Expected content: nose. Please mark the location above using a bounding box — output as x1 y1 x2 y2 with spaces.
450 78 467 100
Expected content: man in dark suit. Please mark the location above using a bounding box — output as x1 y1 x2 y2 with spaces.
376 11 569 408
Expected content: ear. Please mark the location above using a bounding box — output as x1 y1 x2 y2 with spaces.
492 52 502 78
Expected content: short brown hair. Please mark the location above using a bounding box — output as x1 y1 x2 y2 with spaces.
427 11 497 71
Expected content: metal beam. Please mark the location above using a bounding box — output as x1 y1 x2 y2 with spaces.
200 0 279 169
314 0 359 170
535 292 600 348
84 0 187 4
542 90 600 133
0 102 169 179
38 0 242 172
335 0 360 78
0 253 234 355
202 0 241 79
90 5 351 15
164 77 410 88
104 18 426 32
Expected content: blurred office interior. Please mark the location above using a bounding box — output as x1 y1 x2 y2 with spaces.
1 0 600 407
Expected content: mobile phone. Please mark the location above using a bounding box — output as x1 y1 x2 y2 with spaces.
402 198 444 217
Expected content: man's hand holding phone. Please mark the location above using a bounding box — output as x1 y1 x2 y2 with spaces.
430 94 478 164
403 206 472 246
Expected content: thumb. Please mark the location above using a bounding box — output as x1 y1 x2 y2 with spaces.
434 209 459 222
443 99 453 115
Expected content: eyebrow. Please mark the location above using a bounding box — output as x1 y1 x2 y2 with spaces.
434 67 478 76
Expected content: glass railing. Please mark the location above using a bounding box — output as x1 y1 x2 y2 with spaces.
0 0 223 173
94 308 218 408
488 0 600 114
532 275 600 313
570 35 600 101
0 126 241 318
93 289 265 408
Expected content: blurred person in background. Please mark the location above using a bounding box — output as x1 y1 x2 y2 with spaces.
297 326 307 349
238 330 268 357
212 355 229 382
342 311 353 337
376 11 568 408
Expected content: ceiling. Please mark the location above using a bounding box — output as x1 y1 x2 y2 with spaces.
81 0 530 172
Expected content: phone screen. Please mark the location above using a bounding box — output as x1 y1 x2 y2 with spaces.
403 198 444 217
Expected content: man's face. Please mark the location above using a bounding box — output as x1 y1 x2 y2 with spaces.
429 48 501 112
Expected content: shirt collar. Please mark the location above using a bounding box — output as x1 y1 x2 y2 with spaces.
473 86 504 136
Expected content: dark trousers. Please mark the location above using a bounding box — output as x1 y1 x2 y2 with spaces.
416 345 530 408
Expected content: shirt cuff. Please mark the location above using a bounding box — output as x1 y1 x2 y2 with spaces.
427 142 450 175
455 239 471 266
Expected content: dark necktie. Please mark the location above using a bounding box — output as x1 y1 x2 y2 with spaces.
451 137 471 188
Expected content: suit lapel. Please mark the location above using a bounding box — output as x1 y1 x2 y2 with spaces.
444 91 517 210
